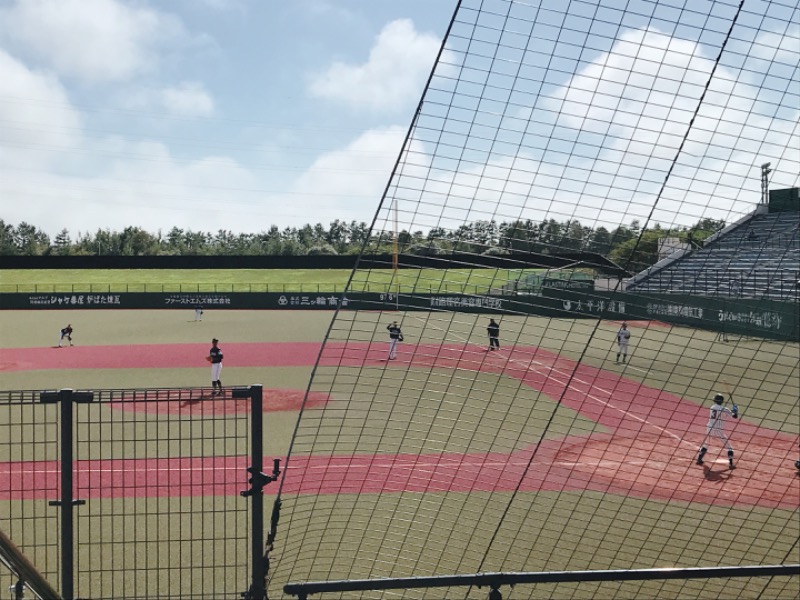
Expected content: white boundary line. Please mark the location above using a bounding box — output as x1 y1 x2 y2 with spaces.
0 459 653 477
404 315 690 446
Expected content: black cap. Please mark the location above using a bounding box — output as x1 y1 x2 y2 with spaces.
212 338 219 343
714 393 724 403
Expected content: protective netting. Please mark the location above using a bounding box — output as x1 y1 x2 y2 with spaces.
272 0 799 598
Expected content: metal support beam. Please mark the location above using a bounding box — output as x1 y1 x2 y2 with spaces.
234 385 281 600
284 564 800 599
40 389 93 600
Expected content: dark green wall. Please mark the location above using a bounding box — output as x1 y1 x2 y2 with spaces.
2 289 796 342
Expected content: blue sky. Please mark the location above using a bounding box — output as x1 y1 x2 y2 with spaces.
0 0 456 236
1 0 797 240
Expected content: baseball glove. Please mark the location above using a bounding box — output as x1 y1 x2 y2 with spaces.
206 356 212 363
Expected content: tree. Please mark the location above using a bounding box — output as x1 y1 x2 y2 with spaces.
0 214 728 258
499 220 538 252
53 229 72 255
118 226 159 255
182 230 210 255
348 221 371 252
0 220 17 255
165 227 185 254
277 238 304 256
295 224 317 249
557 219 587 251
307 244 338 255
427 227 448 242
482 246 510 256
14 222 50 255
473 220 499 249
406 241 444 256
213 229 238 254
686 217 726 246
587 226 612 255
610 229 663 271
326 220 350 253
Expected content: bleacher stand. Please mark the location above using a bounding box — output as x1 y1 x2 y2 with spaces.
626 189 800 301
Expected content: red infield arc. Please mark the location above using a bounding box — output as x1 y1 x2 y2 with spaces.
0 342 798 509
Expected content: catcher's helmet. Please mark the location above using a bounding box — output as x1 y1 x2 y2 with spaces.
714 393 725 404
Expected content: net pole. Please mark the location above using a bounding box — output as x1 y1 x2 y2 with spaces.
393 198 399 310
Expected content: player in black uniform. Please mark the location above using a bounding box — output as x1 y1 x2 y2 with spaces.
387 322 403 360
487 318 500 351
208 338 224 395
58 324 73 348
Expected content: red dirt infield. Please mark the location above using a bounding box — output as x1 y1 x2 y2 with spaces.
1 342 798 510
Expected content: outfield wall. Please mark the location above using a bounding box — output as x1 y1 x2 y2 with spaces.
1 290 796 342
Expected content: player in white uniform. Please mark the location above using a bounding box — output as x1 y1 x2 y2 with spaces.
208 338 223 396
616 322 630 363
696 393 738 469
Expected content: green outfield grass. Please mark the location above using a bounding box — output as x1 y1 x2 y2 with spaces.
0 268 534 294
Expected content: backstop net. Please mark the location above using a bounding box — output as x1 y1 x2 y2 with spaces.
272 0 799 598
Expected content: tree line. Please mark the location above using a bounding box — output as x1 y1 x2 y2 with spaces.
0 217 725 271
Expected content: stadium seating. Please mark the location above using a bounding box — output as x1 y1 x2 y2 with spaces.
627 209 800 301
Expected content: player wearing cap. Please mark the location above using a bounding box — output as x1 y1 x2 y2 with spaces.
616 322 630 363
487 318 500 351
207 338 223 396
696 393 738 469
58 324 74 348
386 321 403 360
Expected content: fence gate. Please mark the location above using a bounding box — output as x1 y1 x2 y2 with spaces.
0 385 272 600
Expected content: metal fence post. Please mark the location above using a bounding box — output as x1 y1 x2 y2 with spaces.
40 388 93 600
235 385 281 600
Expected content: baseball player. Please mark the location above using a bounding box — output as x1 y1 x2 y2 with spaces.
487 318 500 351
194 303 203 322
696 393 738 469
208 338 223 395
58 324 73 348
386 321 403 360
616 322 630 363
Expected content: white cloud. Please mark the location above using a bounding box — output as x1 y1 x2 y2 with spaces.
1 138 266 236
162 82 214 117
0 49 83 170
193 0 244 9
309 19 440 112
751 26 800 65
0 0 193 82
530 27 799 227
278 127 409 225
122 82 215 117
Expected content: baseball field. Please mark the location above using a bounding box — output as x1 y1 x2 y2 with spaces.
0 305 798 599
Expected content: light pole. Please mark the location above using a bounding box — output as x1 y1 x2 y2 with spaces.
761 162 772 204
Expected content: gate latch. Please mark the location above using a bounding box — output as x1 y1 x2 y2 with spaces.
241 458 281 497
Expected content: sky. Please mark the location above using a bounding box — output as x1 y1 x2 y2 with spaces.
1 0 798 240
0 0 456 237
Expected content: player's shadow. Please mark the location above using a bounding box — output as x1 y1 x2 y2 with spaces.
701 465 734 482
